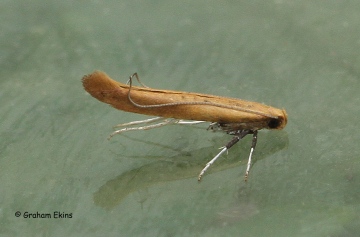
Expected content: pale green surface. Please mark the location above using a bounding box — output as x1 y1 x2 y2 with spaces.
1 1 360 236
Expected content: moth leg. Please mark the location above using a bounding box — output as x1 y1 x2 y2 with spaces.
198 130 250 181
198 146 227 181
109 118 179 139
111 118 206 140
176 120 206 125
207 122 222 132
114 117 164 128
244 130 258 182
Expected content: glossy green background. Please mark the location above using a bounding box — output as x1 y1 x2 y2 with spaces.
1 1 359 236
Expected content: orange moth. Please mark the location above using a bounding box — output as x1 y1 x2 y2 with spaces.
82 71 287 181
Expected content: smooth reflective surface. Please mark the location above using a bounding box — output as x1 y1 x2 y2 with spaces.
1 1 360 236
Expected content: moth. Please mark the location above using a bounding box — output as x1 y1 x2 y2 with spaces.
82 71 287 181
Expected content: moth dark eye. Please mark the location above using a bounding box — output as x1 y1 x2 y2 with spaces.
268 118 280 129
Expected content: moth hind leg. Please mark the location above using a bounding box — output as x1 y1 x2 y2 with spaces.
109 117 207 139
